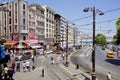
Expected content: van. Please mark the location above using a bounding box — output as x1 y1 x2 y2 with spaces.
14 51 31 61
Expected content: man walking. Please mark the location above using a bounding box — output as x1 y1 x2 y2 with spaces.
107 72 111 80
16 61 20 72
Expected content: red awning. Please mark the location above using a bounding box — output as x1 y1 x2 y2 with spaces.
4 41 18 45
23 41 30 45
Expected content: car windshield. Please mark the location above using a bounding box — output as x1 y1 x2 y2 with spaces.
17 53 23 56
109 53 113 55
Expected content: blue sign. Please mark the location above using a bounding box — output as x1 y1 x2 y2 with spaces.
0 45 5 59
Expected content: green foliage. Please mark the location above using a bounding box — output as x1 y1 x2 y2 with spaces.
116 17 120 30
4 44 11 48
116 29 120 44
95 34 107 45
115 17 120 45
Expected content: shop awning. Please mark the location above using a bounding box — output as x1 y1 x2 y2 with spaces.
30 45 42 49
4 41 18 45
23 41 30 45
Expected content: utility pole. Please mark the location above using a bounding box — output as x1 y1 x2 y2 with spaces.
73 27 75 47
83 7 104 80
65 21 69 67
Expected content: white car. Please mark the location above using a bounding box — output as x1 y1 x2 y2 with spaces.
44 49 53 54
14 53 23 61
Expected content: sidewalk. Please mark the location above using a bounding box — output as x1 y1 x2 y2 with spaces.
12 55 54 80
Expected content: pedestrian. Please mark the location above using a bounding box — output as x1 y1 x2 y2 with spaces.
16 61 20 72
3 65 8 80
26 61 30 72
0 64 3 80
62 53 65 60
22 61 26 73
51 57 54 64
107 72 111 80
76 62 79 69
11 60 15 72
8 66 14 80
31 54 34 63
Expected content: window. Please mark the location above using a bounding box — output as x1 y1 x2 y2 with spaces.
15 25 17 31
23 35 26 40
9 26 11 32
15 11 17 18
15 3 17 10
9 11 11 17
23 4 25 10
9 18 11 24
15 18 17 23
23 18 25 25
23 11 25 17
9 5 11 9
46 9 48 12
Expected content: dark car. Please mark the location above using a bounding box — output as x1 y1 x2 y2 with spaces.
102 47 105 50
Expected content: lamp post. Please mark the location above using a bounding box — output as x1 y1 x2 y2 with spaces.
83 7 104 80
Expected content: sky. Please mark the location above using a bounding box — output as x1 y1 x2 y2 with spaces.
3 0 120 38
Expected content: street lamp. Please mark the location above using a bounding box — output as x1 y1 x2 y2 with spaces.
83 7 104 80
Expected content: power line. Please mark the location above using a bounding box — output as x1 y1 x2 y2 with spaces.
70 8 120 22
104 8 120 14
76 18 117 27
70 15 92 21
77 27 113 32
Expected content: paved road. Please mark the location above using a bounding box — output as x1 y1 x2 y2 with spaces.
72 46 120 80
11 49 91 80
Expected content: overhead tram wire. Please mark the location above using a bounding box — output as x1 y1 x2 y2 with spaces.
104 8 120 14
69 8 120 22
70 15 93 22
76 18 117 27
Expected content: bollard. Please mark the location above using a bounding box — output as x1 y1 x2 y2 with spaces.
42 69 44 78
32 65 35 70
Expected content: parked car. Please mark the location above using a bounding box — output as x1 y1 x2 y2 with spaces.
102 46 105 50
106 51 114 58
44 49 53 54
14 51 31 61
56 50 61 54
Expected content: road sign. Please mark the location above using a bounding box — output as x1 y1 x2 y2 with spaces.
0 45 5 59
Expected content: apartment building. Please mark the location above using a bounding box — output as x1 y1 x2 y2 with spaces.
54 14 67 47
60 16 66 47
0 0 28 41
28 4 45 41
42 5 55 44
54 14 61 45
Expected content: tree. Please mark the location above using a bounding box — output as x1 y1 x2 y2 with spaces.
95 34 107 45
116 17 120 45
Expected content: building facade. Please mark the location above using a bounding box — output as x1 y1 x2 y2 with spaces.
42 5 55 44
0 0 29 41
28 4 45 41
54 14 61 45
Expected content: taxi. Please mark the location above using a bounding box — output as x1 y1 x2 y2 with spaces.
106 51 114 58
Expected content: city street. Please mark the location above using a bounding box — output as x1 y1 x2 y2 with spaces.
0 0 120 80
12 49 91 80
71 46 120 80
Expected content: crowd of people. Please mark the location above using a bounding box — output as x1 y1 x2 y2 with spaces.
0 59 33 80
